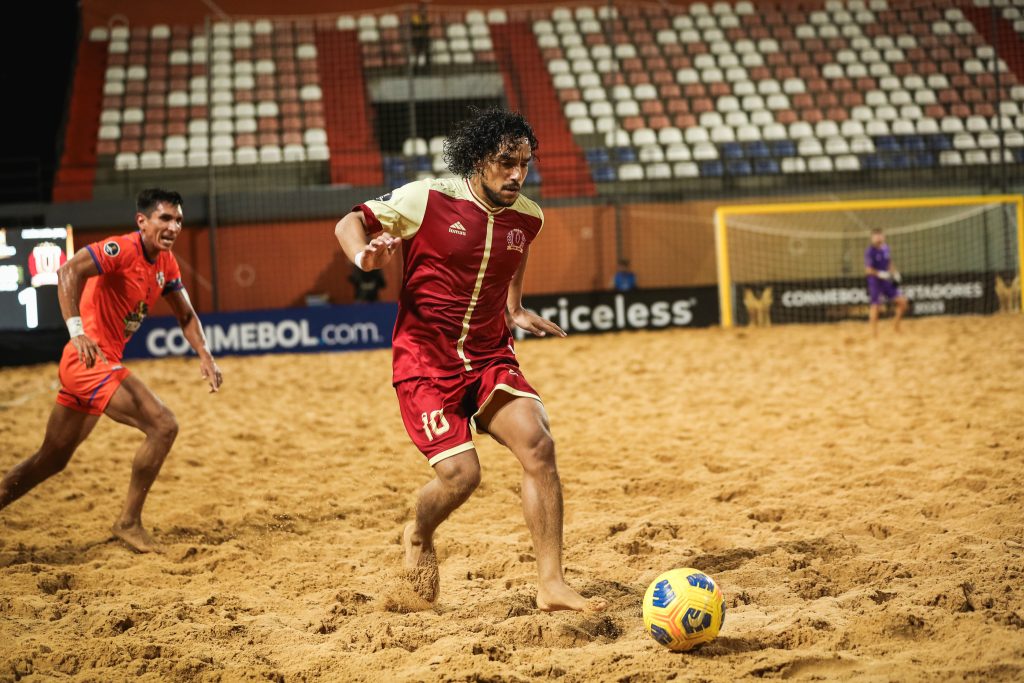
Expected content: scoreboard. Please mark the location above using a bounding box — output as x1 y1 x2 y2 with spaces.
0 226 73 331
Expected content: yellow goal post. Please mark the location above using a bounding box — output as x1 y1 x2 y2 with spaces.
714 194 1024 328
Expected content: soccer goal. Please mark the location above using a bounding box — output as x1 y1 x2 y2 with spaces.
713 195 1024 328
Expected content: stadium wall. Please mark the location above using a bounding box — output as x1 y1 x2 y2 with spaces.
68 199 720 316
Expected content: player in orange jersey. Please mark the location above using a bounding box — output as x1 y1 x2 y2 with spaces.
0 188 222 552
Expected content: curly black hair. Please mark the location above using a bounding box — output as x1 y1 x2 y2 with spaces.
442 107 539 178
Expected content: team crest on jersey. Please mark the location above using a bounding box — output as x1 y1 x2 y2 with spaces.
123 301 149 337
156 271 165 288
375 192 393 202
506 228 526 253
103 241 120 257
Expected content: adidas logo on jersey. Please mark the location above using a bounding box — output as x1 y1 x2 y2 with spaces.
449 221 467 236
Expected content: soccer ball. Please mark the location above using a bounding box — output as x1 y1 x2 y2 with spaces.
642 567 726 651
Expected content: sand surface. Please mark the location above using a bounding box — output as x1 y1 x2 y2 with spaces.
2 315 1023 682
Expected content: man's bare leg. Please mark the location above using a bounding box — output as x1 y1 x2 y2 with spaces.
0 405 99 510
103 375 178 553
483 395 607 613
869 304 880 338
893 296 908 332
403 450 481 601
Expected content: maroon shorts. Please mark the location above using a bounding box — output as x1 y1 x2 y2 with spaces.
395 362 542 466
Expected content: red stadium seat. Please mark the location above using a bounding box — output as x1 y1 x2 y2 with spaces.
666 97 689 113
806 78 828 93
938 89 962 104
775 109 797 124
842 91 864 107
774 66 797 80
601 72 626 87
622 116 645 131
622 57 643 72
684 83 707 98
792 93 813 109
672 113 697 128
831 78 852 92
950 103 971 118
647 114 670 130
827 107 849 122
855 77 877 92
652 69 675 85
973 103 995 118
628 71 652 86
640 43 661 59
953 71 980 92
691 97 713 113
709 82 731 97
660 83 682 99
816 92 839 108
801 108 823 124
670 55 692 70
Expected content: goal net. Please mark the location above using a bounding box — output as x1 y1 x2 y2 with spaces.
714 195 1024 327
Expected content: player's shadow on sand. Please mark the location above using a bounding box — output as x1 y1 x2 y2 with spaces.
0 536 112 567
688 635 769 656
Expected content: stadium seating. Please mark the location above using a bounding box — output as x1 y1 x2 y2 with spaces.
91 19 329 172
536 0 1024 181
54 1 1024 200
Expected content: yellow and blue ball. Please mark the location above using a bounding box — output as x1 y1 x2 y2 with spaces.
642 568 726 651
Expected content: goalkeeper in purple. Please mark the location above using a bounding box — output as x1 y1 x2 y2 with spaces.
865 228 908 336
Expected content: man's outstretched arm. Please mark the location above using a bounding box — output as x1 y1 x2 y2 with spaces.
506 246 565 338
166 289 222 392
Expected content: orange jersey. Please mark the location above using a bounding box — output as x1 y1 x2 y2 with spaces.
81 231 183 363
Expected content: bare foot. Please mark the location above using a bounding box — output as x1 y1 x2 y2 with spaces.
402 522 439 603
536 581 608 613
111 520 162 553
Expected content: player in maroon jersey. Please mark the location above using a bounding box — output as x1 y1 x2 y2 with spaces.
0 189 222 553
335 109 606 612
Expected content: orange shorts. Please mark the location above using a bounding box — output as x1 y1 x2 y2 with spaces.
55 343 130 416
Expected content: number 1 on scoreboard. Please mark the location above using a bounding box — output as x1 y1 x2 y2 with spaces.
17 286 38 329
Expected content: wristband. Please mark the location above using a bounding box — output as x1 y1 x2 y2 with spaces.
67 316 85 337
354 251 366 271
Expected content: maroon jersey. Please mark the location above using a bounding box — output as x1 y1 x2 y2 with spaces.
355 178 544 383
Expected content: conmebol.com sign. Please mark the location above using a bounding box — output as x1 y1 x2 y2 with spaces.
123 303 397 359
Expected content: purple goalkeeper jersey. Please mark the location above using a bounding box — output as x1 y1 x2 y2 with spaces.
865 244 891 273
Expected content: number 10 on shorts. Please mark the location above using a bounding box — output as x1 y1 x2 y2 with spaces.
421 409 450 441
